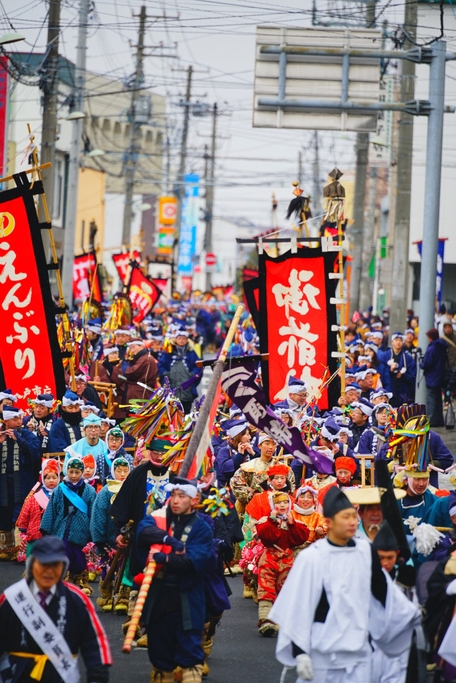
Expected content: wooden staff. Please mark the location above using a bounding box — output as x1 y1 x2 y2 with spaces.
122 552 157 654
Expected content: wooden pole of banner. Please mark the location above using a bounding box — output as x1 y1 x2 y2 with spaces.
87 262 99 311
26 125 77 391
0 163 52 185
337 214 346 394
323 169 346 395
179 303 244 477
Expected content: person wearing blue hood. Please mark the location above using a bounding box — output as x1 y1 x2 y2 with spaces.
420 328 449 427
48 390 83 452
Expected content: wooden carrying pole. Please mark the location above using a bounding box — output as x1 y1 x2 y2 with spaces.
122 553 157 654
179 303 244 477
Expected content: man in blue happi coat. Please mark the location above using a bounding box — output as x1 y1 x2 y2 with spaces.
136 477 213 683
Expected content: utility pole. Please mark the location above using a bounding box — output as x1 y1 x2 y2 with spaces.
416 40 446 403
121 5 147 247
349 132 369 315
312 131 321 218
204 102 217 291
348 0 376 316
359 166 377 310
298 150 303 187
61 0 89 305
40 0 61 257
173 65 193 284
388 0 417 334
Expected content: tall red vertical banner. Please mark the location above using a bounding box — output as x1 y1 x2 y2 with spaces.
112 250 141 285
0 173 65 405
73 251 102 302
258 248 338 410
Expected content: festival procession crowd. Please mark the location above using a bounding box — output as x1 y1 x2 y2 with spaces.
3 298 456 683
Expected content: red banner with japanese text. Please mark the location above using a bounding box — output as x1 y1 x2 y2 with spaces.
0 175 65 406
73 252 102 302
258 248 338 411
112 251 141 285
127 263 162 324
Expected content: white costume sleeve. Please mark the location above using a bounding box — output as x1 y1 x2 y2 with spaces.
370 569 421 658
270 542 325 666
438 611 456 667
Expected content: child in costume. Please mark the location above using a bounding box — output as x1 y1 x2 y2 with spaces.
16 458 60 559
90 456 131 613
292 485 327 549
82 454 102 492
40 455 96 594
242 463 293 598
317 455 358 511
96 426 133 485
256 491 309 637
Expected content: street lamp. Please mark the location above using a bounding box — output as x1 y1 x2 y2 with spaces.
0 32 25 46
87 148 105 157
66 110 85 121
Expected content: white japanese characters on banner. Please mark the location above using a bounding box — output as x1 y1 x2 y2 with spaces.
0 192 64 405
263 254 331 407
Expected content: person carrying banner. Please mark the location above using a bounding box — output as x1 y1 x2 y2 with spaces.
273 377 312 424
0 535 112 683
0 406 41 561
136 478 213 683
269 487 420 683
16 459 60 559
111 338 158 419
24 394 57 456
48 390 84 453
40 456 96 595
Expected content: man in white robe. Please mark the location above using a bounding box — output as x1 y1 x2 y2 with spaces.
269 487 420 683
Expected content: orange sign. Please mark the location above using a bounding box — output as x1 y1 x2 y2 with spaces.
158 196 177 225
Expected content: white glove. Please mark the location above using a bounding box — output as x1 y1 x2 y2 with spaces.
296 653 313 681
446 578 456 595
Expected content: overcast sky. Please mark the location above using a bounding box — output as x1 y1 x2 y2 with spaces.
1 0 414 231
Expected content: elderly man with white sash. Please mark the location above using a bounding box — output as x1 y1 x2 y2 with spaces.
0 535 112 683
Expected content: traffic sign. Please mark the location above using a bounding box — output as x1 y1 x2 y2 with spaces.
205 252 217 268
